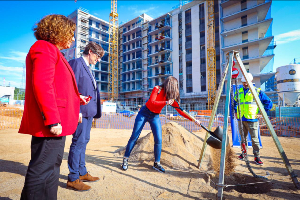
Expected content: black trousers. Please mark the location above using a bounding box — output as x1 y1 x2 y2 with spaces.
21 136 66 200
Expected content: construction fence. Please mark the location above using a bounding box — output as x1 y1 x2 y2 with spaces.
1 106 300 138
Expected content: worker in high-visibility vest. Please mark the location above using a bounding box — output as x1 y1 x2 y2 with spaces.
234 73 273 165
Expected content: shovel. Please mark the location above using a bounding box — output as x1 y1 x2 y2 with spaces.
170 100 228 149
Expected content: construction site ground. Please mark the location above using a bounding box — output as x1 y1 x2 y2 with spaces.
1 127 300 200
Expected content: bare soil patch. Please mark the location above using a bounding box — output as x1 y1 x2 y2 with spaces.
1 123 300 199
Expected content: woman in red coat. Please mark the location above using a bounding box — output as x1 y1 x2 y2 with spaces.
121 76 199 173
19 14 83 200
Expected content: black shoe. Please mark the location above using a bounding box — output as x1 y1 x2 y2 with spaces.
254 157 263 165
238 154 244 161
153 162 165 173
122 158 128 171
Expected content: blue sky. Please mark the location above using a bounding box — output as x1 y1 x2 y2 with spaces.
0 0 299 88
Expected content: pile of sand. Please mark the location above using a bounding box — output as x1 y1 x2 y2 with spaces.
117 121 236 174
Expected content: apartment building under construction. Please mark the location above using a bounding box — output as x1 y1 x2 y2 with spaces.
64 0 275 111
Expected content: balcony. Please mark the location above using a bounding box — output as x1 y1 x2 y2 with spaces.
121 67 143 74
148 36 171 46
148 48 172 57
122 36 142 45
123 57 142 64
123 46 142 55
220 0 238 8
90 25 109 34
221 18 273 37
222 36 274 53
122 24 142 36
221 1 271 23
148 59 172 68
148 23 172 35
222 53 274 72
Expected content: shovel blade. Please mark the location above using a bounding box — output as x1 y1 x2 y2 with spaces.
206 126 229 149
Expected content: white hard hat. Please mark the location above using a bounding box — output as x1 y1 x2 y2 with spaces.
241 73 253 82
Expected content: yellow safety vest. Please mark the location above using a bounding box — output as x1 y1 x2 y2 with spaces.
234 87 261 119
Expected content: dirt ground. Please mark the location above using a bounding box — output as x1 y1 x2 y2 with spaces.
1 126 300 200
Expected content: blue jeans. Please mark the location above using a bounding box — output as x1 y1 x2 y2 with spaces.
68 117 93 182
124 106 162 162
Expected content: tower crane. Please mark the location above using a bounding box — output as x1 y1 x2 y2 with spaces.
206 0 216 109
108 0 119 101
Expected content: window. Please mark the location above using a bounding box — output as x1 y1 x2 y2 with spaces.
241 15 247 26
242 47 249 59
96 22 100 29
127 35 130 41
102 25 109 31
186 35 192 42
187 74 192 80
187 87 193 93
101 83 107 92
201 85 206 91
101 74 107 82
132 42 135 49
155 78 159 85
201 58 206 64
132 52 136 59
132 33 135 39
242 31 248 43
166 41 170 49
241 0 247 10
89 19 92 26
186 49 192 55
136 51 142 58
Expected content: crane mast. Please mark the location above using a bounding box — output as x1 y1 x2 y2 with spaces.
206 0 216 109
108 0 119 101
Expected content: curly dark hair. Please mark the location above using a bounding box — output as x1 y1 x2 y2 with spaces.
33 14 76 46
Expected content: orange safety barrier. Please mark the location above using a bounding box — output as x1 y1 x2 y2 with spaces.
189 110 212 116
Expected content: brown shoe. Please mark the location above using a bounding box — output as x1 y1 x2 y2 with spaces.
80 172 100 182
67 179 91 191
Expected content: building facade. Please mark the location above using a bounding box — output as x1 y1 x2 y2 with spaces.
62 8 111 99
65 0 274 110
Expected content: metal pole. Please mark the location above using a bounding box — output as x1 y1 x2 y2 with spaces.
217 51 233 199
198 52 231 168
234 51 300 189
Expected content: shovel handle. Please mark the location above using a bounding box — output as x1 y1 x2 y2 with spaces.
172 104 221 141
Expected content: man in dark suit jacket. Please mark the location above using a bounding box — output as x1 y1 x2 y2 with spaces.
67 42 104 191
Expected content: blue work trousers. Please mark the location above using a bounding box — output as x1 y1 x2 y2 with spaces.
124 106 162 162
68 117 93 182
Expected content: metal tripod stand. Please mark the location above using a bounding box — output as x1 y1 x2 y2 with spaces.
197 51 299 199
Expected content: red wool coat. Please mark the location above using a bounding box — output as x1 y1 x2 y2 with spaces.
19 40 80 137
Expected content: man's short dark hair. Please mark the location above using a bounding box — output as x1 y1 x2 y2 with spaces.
83 41 105 58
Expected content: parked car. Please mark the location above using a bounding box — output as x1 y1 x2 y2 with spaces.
0 95 10 107
119 110 135 117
